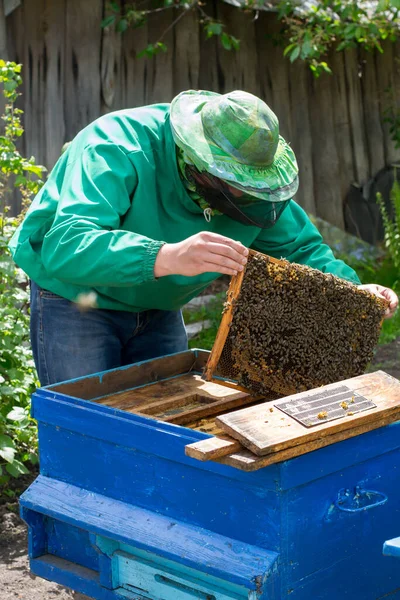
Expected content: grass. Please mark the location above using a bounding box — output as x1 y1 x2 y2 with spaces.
183 293 225 350
379 305 400 345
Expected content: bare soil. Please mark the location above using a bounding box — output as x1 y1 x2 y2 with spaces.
0 499 90 600
0 337 398 600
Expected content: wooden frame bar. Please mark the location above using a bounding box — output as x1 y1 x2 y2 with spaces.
203 249 285 386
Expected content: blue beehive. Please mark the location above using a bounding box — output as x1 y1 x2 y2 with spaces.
20 349 400 600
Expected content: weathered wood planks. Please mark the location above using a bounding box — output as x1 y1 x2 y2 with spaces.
186 370 400 470
217 411 400 471
50 350 201 399
309 57 344 228
93 372 255 425
216 371 400 456
7 1 399 221
64 0 102 144
186 436 242 461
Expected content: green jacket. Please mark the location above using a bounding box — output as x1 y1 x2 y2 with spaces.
9 104 360 312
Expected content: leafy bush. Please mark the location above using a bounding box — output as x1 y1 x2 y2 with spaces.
0 60 45 490
0 218 38 484
377 178 400 273
278 0 400 77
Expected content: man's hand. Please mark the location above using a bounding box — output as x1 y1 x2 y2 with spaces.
358 284 399 319
154 232 248 278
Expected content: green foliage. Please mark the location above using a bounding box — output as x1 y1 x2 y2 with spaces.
184 294 225 351
379 301 400 343
277 0 399 77
377 178 400 272
100 0 399 75
102 0 147 33
137 42 167 58
203 19 240 50
0 61 45 490
0 216 39 487
0 61 46 217
101 0 240 56
183 293 225 325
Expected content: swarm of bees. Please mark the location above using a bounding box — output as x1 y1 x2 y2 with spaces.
216 253 388 397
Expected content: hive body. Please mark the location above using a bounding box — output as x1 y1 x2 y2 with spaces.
19 350 400 600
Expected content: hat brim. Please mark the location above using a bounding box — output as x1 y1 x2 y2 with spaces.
170 90 299 203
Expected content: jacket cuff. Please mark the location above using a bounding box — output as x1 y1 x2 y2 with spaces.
141 240 166 283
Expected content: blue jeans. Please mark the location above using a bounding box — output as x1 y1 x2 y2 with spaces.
30 281 188 386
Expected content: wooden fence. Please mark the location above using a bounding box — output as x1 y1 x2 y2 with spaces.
5 0 400 229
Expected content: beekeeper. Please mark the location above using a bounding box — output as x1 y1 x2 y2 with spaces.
9 90 398 385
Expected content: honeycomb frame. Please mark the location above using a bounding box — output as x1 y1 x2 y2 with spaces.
204 249 388 397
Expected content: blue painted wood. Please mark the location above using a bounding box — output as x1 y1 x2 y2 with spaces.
34 376 400 492
280 448 400 587
384 537 400 558
280 421 400 490
113 549 250 600
29 555 133 600
21 350 400 600
20 475 278 589
89 534 118 589
21 507 46 558
95 536 265 599
36 423 281 550
284 549 400 599
32 389 281 490
46 518 100 571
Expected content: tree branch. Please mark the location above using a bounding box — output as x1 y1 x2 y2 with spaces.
158 2 198 41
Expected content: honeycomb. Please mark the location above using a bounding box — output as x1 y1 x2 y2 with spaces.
213 252 388 397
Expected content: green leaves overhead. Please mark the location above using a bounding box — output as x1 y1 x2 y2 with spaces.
101 1 241 57
278 0 399 77
136 42 168 58
203 19 240 50
221 33 240 51
100 1 398 75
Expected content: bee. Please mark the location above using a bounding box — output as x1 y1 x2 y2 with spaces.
214 252 387 399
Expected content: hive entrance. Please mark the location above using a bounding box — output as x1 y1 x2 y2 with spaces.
205 250 387 397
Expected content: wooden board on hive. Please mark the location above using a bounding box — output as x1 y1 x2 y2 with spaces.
185 370 400 470
215 371 400 456
186 411 400 471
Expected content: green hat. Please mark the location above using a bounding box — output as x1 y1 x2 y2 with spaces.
170 90 299 202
